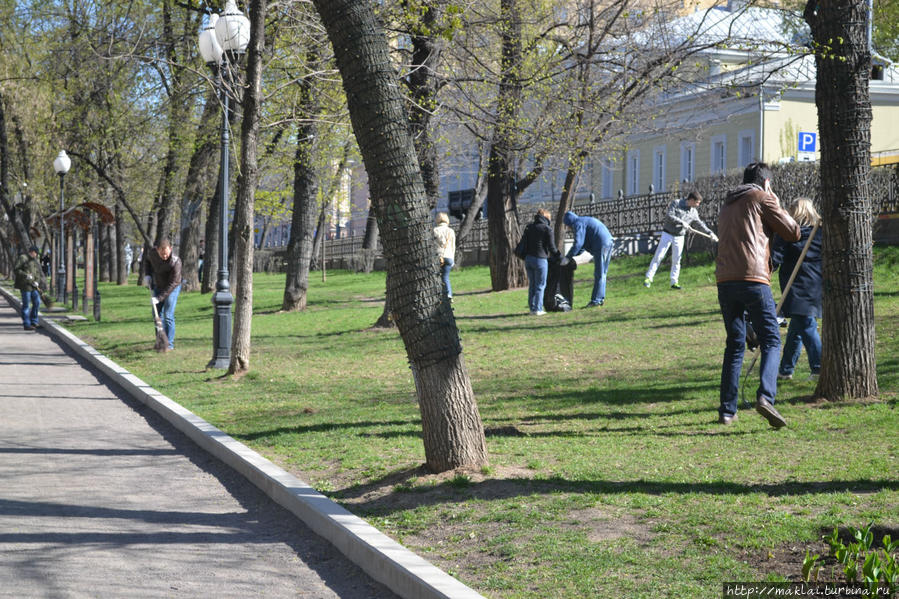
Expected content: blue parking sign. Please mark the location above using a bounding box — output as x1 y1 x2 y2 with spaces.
798 132 817 153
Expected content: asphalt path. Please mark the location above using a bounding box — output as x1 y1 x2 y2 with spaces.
0 295 398 599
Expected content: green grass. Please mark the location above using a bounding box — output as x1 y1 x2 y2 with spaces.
62 247 898 598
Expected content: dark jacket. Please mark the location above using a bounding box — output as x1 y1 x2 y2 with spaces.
771 225 822 318
520 214 559 260
142 248 182 302
14 253 45 293
715 184 800 285
563 211 613 258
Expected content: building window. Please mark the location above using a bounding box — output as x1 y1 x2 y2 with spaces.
653 145 666 192
710 135 727 174
739 130 755 167
627 149 640 195
601 159 614 199
680 142 695 182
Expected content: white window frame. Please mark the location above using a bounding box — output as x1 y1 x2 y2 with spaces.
710 134 727 174
653 145 666 192
627 149 640 195
680 142 695 182
738 129 755 167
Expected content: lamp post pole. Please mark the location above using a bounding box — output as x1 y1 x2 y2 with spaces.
208 57 234 369
53 150 71 304
199 2 248 369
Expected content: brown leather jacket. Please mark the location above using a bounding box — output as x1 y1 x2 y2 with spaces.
715 184 800 285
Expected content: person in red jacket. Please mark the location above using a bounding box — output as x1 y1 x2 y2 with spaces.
715 163 800 428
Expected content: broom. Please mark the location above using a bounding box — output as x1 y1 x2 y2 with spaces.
150 296 170 352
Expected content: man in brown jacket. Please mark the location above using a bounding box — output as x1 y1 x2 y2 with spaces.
715 162 800 428
141 239 182 350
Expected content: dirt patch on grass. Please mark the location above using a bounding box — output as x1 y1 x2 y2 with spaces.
568 506 655 545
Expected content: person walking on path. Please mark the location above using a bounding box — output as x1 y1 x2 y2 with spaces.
14 246 46 331
519 209 560 315
644 191 718 290
141 239 182 350
433 213 456 301
715 162 800 428
563 211 614 307
772 198 823 382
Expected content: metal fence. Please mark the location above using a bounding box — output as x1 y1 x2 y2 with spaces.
263 163 898 269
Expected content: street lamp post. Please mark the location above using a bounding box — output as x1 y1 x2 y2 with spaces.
53 150 71 304
198 0 250 369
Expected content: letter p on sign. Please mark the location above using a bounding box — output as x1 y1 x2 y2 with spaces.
798 132 816 153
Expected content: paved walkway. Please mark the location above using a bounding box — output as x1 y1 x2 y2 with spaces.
0 295 397 599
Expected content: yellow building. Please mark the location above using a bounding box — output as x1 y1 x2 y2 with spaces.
594 5 899 199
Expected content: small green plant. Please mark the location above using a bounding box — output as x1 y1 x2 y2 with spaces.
801 549 821 582
822 523 899 595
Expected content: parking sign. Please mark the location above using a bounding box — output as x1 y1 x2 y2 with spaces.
798 132 816 153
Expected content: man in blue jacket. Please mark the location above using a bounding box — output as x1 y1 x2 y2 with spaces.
563 211 614 307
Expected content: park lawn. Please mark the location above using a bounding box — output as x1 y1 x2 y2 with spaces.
65 247 898 598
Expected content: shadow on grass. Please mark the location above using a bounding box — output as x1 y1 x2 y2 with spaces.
340 474 899 514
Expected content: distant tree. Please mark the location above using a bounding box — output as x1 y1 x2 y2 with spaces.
804 0 878 399
312 0 488 472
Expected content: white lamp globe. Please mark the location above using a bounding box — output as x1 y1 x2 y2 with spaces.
215 0 250 54
198 14 223 65
53 150 71 175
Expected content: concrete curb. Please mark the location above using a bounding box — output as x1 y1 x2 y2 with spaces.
1 285 485 599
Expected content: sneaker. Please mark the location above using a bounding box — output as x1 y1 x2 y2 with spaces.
777 373 793 381
755 398 787 429
535 310 546 316
584 301 603 308
529 310 538 315
643 278 652 288
671 283 682 290
807 373 819 382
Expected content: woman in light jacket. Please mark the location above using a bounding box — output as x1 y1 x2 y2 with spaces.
433 212 456 300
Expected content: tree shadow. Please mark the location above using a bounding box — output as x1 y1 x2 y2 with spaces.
341 474 899 515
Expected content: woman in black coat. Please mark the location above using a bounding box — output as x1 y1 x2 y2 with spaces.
519 209 559 315
771 198 822 381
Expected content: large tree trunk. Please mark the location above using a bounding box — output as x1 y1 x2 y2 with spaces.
804 0 878 400
486 0 527 291
312 0 488 473
281 117 319 311
179 84 219 293
405 3 445 209
228 0 266 375
0 89 33 250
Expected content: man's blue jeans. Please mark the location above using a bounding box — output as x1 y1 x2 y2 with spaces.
153 284 181 350
20 290 40 328
441 256 454 299
525 255 548 312
717 282 781 418
590 243 613 304
780 315 821 376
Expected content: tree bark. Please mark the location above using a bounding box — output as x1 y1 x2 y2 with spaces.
282 116 319 311
228 0 267 375
804 0 878 400
115 202 128 284
179 83 219 293
312 0 488 472
486 0 527 291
